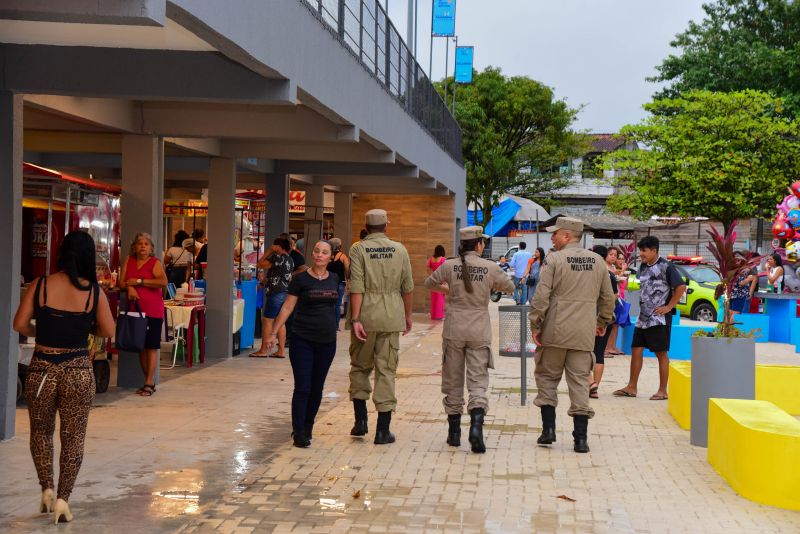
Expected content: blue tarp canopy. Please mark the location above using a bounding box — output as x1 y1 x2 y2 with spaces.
467 195 550 237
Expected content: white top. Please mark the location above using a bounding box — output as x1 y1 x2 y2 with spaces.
165 246 191 266
770 266 784 287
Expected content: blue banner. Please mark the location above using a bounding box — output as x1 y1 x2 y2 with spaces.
432 0 456 37
454 46 473 83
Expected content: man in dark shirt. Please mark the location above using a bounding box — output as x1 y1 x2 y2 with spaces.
614 236 686 401
280 233 307 277
195 243 207 280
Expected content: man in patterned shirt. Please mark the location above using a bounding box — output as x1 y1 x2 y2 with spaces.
613 236 686 401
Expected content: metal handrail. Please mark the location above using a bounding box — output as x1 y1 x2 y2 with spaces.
299 0 463 165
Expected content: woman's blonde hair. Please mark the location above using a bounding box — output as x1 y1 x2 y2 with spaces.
129 232 155 257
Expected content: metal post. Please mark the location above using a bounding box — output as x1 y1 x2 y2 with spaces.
414 0 418 55
520 307 527 406
46 199 53 275
428 0 434 76
407 0 414 52
451 36 457 113
444 36 449 98
535 209 540 249
64 184 71 235
338 0 345 40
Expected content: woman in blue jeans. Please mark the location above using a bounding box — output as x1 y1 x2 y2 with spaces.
267 240 339 447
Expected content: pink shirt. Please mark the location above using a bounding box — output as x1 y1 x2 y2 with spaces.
125 256 165 319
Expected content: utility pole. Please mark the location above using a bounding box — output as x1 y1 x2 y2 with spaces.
452 35 457 113
406 0 415 55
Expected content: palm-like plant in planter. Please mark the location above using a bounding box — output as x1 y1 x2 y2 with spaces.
704 221 762 338
689 220 760 447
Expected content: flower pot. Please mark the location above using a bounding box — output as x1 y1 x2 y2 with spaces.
625 289 640 319
689 336 755 447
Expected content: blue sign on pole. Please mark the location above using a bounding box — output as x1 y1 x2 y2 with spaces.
432 0 456 37
454 46 474 84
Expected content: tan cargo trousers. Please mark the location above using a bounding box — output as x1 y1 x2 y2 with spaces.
533 346 595 418
441 338 493 415
349 331 400 412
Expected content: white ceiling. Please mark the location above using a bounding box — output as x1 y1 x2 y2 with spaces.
0 17 215 51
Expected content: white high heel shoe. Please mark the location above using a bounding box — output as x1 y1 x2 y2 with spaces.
40 488 54 513
53 498 73 524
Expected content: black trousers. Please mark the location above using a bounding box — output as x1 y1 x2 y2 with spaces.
288 334 337 434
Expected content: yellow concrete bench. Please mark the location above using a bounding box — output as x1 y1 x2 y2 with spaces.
668 363 800 430
708 399 800 511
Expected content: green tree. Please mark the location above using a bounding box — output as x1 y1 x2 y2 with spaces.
601 90 800 233
438 67 585 227
651 0 800 115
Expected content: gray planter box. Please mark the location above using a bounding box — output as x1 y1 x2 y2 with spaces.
690 336 755 447
626 289 640 318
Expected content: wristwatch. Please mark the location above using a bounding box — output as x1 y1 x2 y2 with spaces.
137 278 143 286
351 317 361 324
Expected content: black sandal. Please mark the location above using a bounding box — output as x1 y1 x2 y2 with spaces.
137 384 156 396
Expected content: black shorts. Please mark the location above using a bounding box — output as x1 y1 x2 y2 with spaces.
632 325 671 354
145 317 163 350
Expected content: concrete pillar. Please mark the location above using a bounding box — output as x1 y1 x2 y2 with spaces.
265 173 289 241
334 192 353 251
206 158 236 358
0 92 22 441
121 135 164 254
303 183 324 245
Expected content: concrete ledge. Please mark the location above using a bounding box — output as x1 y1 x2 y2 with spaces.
668 362 800 430
708 399 800 511
737 313 770 343
668 361 691 430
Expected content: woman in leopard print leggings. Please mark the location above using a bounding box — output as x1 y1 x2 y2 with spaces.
14 231 115 524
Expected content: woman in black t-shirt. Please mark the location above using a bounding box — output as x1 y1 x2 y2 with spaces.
267 240 339 448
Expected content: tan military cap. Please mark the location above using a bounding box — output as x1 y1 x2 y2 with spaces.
459 225 489 240
546 216 584 233
365 209 389 225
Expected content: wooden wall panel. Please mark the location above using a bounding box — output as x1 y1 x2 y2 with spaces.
351 194 456 313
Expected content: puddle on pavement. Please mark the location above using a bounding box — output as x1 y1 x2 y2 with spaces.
483 423 534 433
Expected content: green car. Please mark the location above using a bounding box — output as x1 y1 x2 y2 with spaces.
626 263 720 322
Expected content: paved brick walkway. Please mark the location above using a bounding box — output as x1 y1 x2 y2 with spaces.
176 308 800 534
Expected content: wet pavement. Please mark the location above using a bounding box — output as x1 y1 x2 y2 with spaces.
1 306 799 533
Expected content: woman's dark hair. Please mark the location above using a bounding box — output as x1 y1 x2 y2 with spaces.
273 237 291 253
592 244 608 260
536 247 546 263
56 230 97 290
359 229 368 240
172 230 190 248
458 237 484 294
434 244 446 258
771 253 783 267
192 228 205 241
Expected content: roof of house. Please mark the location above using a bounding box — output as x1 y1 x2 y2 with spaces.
587 133 628 154
540 213 663 232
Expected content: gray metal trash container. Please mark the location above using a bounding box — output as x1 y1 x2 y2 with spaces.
498 305 535 405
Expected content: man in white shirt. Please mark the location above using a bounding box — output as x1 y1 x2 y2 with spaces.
510 242 533 305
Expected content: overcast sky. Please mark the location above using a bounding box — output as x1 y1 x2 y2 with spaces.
387 0 708 133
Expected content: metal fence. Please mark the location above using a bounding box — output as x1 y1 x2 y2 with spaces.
300 0 463 165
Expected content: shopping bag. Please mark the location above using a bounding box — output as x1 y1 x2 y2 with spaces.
614 298 632 327
115 300 148 352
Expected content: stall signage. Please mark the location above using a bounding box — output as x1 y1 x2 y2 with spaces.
31 221 48 258
163 200 207 217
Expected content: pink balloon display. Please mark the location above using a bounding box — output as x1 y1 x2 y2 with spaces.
792 181 800 198
778 194 800 214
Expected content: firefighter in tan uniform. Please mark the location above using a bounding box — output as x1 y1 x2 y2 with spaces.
529 217 615 453
348 209 414 445
424 226 514 453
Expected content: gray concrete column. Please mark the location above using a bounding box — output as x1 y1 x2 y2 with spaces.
265 173 289 241
206 158 236 358
0 92 23 440
334 192 353 251
303 183 324 245
121 135 164 254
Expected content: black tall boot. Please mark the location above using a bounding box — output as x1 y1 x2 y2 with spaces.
374 411 395 444
537 405 557 445
468 408 486 453
446 414 461 446
350 399 368 436
572 415 590 453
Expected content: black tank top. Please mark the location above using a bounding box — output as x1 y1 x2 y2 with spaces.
33 276 99 351
328 253 346 282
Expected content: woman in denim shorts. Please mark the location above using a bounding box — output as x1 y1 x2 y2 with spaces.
251 237 294 357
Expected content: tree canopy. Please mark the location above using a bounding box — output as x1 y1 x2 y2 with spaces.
438 67 585 227
651 0 800 115
601 90 800 233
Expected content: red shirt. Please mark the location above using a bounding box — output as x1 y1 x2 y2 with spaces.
125 256 164 319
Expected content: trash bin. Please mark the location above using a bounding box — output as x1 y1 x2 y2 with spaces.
498 305 535 358
498 305 534 405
